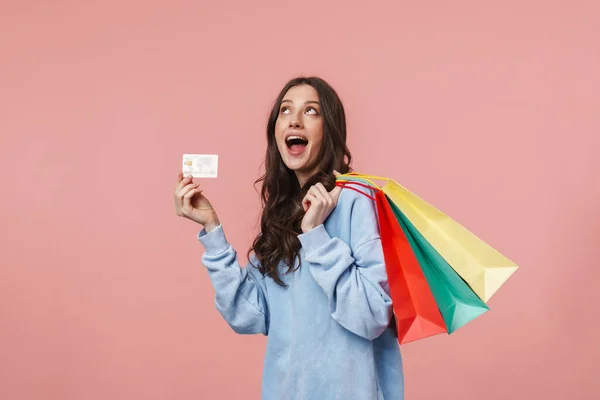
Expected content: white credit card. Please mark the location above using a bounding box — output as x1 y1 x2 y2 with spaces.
182 154 218 178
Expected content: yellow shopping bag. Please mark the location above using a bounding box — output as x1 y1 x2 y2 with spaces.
338 173 518 302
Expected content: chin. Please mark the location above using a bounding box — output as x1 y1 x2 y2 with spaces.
284 157 310 171
278 145 318 177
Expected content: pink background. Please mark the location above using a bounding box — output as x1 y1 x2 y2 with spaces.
1 1 599 399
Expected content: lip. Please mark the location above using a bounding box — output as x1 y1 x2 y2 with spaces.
284 131 309 142
283 131 309 157
286 144 307 156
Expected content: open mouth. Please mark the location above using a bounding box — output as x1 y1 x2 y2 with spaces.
285 135 309 153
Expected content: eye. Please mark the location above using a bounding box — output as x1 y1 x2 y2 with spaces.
305 107 319 115
280 106 291 114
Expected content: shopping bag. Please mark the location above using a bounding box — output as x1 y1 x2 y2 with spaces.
388 197 489 333
337 173 518 302
339 178 488 335
337 180 447 344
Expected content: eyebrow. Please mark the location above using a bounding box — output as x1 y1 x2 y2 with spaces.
281 100 320 105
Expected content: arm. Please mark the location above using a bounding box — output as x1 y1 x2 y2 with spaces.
198 224 269 335
298 199 392 340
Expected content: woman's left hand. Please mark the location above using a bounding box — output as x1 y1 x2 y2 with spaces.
301 172 343 233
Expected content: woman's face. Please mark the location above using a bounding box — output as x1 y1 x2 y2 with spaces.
275 84 324 185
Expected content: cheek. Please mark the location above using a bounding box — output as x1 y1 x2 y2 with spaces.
274 119 286 146
310 137 324 155
310 123 324 150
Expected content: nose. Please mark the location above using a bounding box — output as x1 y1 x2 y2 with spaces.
289 119 302 129
288 116 303 129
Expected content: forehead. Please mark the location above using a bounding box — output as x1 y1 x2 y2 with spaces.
282 84 319 102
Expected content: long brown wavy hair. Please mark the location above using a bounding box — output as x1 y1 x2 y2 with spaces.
247 77 353 286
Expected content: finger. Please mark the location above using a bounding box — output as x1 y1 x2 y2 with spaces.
329 185 343 204
178 173 192 185
184 186 202 199
309 186 327 206
181 188 202 214
179 182 197 195
183 187 203 207
313 183 328 196
175 174 194 192
333 170 340 176
309 184 325 197
313 183 332 206
182 187 205 215
178 182 199 199
176 183 197 215
302 193 314 212
303 193 319 211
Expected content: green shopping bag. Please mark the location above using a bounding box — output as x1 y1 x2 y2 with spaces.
388 197 489 333
336 175 490 334
338 172 519 302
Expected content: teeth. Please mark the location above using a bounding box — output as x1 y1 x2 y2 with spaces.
286 135 308 142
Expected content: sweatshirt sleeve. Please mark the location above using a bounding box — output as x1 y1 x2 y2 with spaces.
198 224 269 335
298 196 392 341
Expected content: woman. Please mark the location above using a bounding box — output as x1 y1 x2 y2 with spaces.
174 77 404 399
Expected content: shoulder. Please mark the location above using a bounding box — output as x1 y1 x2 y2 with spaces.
332 183 379 229
329 183 380 248
336 183 378 213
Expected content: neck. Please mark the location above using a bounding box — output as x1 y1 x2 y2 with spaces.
294 167 317 187
295 171 309 187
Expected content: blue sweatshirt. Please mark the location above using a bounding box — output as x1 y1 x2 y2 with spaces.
197 185 404 400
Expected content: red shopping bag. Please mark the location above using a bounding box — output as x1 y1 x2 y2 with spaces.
339 180 448 344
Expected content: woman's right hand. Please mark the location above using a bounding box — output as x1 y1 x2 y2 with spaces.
174 172 220 232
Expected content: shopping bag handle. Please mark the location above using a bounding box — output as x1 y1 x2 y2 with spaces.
335 179 379 201
343 172 391 182
337 173 380 189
